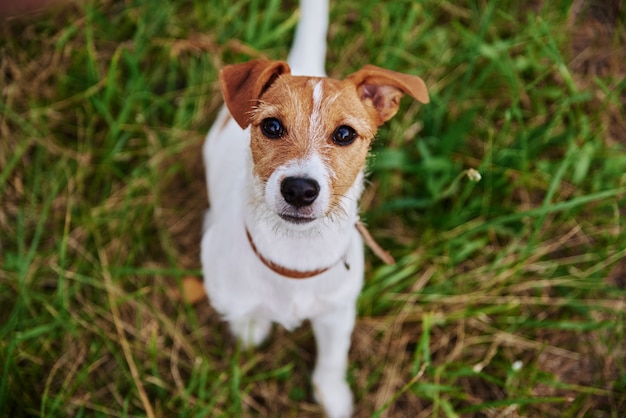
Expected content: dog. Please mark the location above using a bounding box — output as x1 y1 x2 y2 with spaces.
200 0 429 416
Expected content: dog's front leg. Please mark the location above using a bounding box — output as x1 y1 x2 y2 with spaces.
311 304 356 418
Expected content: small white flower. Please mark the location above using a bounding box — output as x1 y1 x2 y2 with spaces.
512 360 523 371
467 168 482 182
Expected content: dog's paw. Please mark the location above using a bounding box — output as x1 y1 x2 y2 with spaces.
313 373 353 418
228 317 272 348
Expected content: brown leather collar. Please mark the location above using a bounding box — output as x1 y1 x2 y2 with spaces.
245 220 395 280
245 228 340 279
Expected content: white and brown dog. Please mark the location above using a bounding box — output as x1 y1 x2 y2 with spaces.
201 0 428 416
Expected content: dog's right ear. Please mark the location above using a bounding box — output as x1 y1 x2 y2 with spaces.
219 60 291 129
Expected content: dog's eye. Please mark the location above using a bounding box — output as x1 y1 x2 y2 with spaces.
261 118 284 139
332 125 357 146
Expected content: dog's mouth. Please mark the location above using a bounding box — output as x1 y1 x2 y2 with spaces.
279 213 317 224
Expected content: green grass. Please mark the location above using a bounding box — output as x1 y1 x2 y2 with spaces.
1 0 625 416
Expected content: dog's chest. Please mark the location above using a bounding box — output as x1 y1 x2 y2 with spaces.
204 249 361 329
201 221 363 329
250 284 335 330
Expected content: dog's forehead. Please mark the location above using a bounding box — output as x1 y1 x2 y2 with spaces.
262 76 342 107
255 75 374 132
279 75 345 97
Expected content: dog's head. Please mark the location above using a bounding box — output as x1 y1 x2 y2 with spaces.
219 60 429 227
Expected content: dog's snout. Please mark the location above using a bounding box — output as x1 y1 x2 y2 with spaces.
280 177 320 207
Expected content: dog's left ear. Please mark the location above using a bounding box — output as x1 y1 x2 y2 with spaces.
346 65 429 125
219 59 291 129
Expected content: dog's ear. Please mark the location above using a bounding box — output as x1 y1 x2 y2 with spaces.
346 65 429 125
219 60 291 129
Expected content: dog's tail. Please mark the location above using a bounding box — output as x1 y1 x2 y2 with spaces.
287 0 329 77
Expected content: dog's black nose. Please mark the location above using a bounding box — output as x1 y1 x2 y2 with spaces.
281 177 320 208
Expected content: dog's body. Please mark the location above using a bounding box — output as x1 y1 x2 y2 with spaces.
201 1 428 416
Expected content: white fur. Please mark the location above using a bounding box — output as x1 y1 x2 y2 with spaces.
201 1 361 417
310 80 324 136
287 0 328 76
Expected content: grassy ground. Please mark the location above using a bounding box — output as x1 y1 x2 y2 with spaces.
1 0 625 416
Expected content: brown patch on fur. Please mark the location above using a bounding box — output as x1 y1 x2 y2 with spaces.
219 59 290 129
